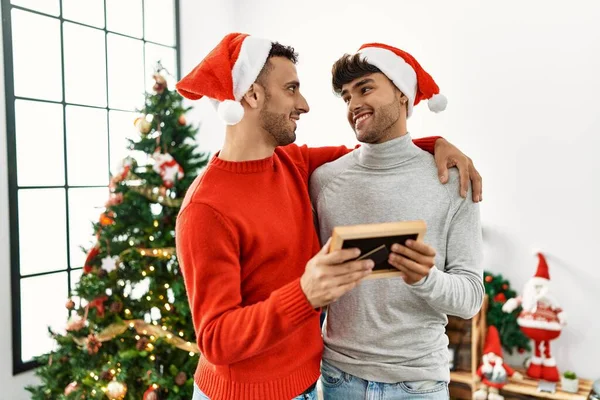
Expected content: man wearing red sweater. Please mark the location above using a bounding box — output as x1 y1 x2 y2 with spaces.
175 33 482 400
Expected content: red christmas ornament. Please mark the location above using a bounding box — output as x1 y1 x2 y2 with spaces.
83 246 100 274
485 275 493 283
99 212 115 226
178 115 186 125
143 387 159 400
88 295 109 318
494 293 507 303
502 283 509 290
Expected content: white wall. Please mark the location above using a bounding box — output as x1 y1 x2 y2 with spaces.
229 0 600 378
179 0 236 153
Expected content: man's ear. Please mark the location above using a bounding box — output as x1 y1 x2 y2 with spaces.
243 83 263 109
394 88 408 105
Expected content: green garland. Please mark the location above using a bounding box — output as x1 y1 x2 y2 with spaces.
484 271 531 355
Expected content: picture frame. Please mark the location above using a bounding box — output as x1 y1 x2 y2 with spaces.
330 220 427 279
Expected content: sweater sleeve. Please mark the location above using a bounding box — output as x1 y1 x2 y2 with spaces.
301 136 441 176
176 202 319 365
408 179 484 319
411 136 440 155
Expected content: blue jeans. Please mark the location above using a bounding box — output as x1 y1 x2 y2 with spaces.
320 360 449 400
192 383 318 400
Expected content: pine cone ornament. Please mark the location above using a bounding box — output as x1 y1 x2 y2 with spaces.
175 371 187 386
86 334 102 354
136 337 150 351
110 301 123 313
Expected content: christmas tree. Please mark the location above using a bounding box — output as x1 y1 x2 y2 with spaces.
27 66 209 400
484 271 531 355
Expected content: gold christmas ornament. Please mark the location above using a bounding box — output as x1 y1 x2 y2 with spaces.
135 117 152 134
106 380 127 400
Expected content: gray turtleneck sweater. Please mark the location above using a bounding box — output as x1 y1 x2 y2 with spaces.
309 134 484 384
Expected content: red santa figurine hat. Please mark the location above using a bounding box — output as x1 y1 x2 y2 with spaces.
356 43 447 118
483 325 503 357
532 252 551 285
176 33 272 125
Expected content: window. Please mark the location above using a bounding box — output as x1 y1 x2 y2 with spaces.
1 0 181 374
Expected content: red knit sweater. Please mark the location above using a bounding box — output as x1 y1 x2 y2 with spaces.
176 138 438 400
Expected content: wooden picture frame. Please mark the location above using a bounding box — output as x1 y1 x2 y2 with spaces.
330 220 427 279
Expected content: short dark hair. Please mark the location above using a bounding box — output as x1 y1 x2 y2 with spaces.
331 53 381 95
256 42 298 86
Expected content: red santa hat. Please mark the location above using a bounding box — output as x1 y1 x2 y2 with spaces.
356 43 447 118
483 325 503 357
531 251 551 284
176 33 272 125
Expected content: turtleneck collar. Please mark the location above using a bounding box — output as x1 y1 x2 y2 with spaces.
355 133 422 169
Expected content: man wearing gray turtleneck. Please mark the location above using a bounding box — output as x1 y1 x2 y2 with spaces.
309 43 484 399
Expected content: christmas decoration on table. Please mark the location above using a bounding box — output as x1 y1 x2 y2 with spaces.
483 271 531 355
473 325 523 400
502 252 566 382
26 63 209 400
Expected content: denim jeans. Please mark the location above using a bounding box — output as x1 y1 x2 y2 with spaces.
320 360 449 400
192 383 318 400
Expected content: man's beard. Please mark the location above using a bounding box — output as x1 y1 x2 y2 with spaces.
260 94 296 147
356 95 401 144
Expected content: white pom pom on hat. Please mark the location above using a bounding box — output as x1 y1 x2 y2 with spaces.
428 93 447 113
217 100 245 126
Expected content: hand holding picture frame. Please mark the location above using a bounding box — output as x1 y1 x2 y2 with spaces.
330 220 427 279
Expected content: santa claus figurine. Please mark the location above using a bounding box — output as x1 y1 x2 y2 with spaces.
502 252 566 382
152 151 184 188
474 325 523 400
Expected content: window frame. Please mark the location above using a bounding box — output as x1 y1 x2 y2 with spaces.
1 0 182 374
